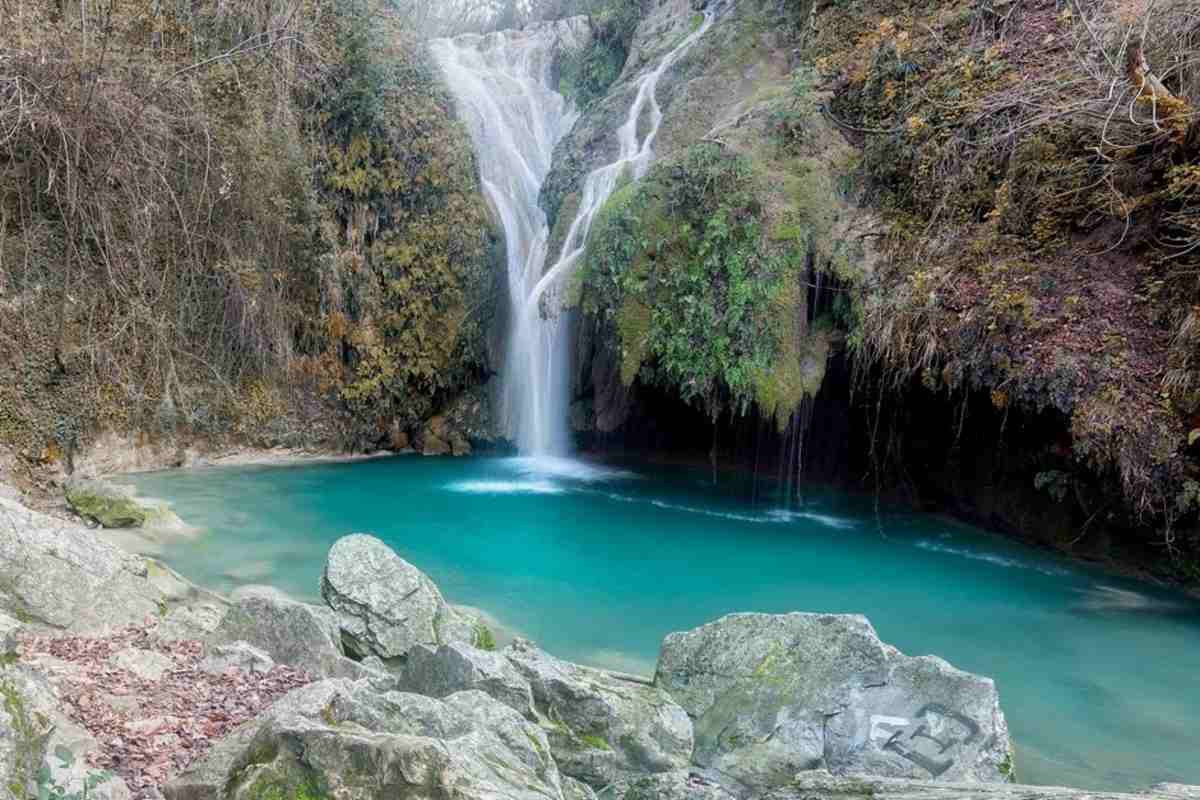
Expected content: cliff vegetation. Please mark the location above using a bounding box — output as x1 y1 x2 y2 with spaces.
0 0 498 472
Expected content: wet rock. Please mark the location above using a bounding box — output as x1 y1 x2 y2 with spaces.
400 641 536 719
64 476 152 529
655 613 1013 790
163 681 569 800
0 496 165 632
504 638 693 789
319 534 468 660
213 586 349 678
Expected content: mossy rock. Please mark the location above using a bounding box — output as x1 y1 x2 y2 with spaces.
64 479 150 529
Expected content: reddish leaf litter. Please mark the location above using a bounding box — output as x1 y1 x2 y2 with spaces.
16 621 312 799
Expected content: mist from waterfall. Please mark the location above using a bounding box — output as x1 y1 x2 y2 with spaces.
431 11 716 456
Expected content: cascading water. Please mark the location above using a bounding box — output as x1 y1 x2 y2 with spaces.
431 10 718 456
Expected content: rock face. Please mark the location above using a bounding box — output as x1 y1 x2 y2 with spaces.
319 534 480 660
401 641 536 719
655 613 1013 790
505 638 693 789
164 680 570 800
0 496 165 631
213 585 352 678
64 476 151 529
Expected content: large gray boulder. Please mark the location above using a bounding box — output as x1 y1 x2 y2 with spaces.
0 496 165 631
213 585 353 678
400 641 536 719
505 638 693 789
163 680 572 800
319 534 484 659
655 613 1013 791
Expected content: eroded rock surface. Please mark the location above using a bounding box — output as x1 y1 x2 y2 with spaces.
0 495 164 631
506 637 693 789
401 641 536 719
319 534 485 659
164 680 571 800
655 613 1012 790
213 585 353 678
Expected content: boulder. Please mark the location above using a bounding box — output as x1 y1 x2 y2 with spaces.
198 642 276 676
1 664 131 800
319 534 470 660
603 770 737 800
110 647 173 682
1 611 19 659
213 585 353 678
400 641 536 719
163 681 571 800
64 476 151 529
655 613 1013 790
504 638 693 788
0 496 165 632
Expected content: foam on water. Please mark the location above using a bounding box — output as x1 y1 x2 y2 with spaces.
447 480 565 495
915 539 1073 577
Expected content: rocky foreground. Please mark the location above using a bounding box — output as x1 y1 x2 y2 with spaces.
0 491 1194 800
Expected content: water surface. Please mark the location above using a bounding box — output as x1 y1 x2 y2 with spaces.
128 455 1200 792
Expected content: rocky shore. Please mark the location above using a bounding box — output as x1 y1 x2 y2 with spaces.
0 486 1194 800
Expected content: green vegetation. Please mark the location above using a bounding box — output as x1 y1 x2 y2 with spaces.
577 732 612 751
0 0 496 471
791 0 1200 571
473 621 497 652
557 0 641 108
63 489 149 530
581 143 817 425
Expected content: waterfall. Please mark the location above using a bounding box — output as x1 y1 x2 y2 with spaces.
431 10 718 456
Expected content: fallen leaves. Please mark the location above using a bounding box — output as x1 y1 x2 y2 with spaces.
17 620 312 799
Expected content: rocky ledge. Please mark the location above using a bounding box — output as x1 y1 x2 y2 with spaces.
1 489 1195 800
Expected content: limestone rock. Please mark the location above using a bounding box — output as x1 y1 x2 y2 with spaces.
0 495 165 632
320 533 466 660
655 613 1012 790
603 770 738 800
110 647 173 682
1 611 19 658
64 476 151 529
504 638 693 789
198 642 275 676
213 585 350 678
563 776 598 800
163 681 570 800
400 641 536 719
1 664 131 800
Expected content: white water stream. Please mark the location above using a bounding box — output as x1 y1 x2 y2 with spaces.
431 11 717 455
